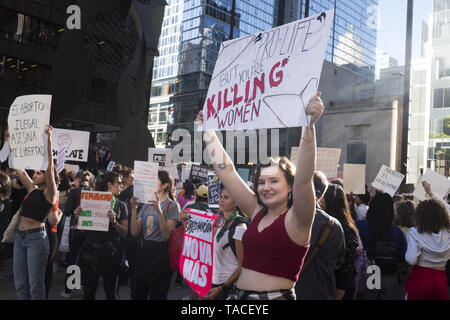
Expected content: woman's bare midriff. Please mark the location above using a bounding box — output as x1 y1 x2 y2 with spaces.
235 268 295 291
17 216 44 231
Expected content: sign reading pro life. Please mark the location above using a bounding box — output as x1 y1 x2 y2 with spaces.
179 208 220 298
202 10 334 131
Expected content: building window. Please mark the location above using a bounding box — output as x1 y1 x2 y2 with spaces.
347 141 367 164
434 88 444 108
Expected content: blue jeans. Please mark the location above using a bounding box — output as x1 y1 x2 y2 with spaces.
13 230 50 300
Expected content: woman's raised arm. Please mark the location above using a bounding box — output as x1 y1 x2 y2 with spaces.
196 111 260 219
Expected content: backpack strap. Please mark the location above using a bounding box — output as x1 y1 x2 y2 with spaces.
222 217 248 256
300 216 335 274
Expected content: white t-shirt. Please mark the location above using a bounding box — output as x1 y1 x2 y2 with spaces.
212 224 247 285
356 204 368 221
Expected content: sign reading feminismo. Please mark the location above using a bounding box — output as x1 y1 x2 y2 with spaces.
202 10 334 131
78 191 113 232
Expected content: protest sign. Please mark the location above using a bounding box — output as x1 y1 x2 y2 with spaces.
189 164 209 184
78 191 112 232
316 148 341 179
134 161 159 203
8 95 51 170
237 168 250 182
52 128 90 162
202 10 334 131
179 208 220 297
64 163 79 174
207 172 222 208
148 148 172 167
371 165 405 197
59 217 71 253
343 164 366 194
106 161 116 172
0 143 9 162
413 169 450 201
56 144 66 174
290 147 300 166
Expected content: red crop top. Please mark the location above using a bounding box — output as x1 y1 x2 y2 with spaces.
242 209 310 282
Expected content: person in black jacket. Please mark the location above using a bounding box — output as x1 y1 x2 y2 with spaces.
74 171 128 300
61 170 94 297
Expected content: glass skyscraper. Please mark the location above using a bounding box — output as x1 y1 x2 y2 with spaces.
302 0 378 79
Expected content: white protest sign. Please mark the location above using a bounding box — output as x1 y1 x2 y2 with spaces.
316 148 341 179
343 164 366 194
0 143 9 162
56 144 66 174
78 191 113 232
106 161 116 172
134 161 159 203
7 95 51 170
290 147 299 165
64 163 79 174
413 169 450 201
52 128 90 162
371 165 405 197
202 10 334 131
148 148 172 167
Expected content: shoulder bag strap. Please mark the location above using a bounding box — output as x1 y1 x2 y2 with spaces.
300 217 335 274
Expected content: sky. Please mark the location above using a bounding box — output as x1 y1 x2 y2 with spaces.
376 0 433 65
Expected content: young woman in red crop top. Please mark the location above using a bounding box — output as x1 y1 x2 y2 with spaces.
6 125 60 300
195 92 324 300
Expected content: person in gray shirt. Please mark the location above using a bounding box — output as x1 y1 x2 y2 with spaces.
295 171 346 300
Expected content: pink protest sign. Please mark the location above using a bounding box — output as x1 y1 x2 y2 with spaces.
179 208 219 298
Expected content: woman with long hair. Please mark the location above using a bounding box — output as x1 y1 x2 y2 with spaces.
178 181 196 210
11 125 60 300
195 92 324 300
356 192 407 299
129 170 179 300
74 171 128 300
320 183 359 300
404 199 449 300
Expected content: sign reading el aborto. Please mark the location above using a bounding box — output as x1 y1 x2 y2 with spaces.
180 208 220 298
201 10 334 131
77 191 113 232
7 95 52 170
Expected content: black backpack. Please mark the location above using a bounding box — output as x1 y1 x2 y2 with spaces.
372 240 399 275
221 216 249 257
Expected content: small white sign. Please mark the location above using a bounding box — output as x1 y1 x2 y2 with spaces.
78 191 113 232
371 165 405 197
413 169 450 201
134 161 159 203
148 148 172 167
343 164 366 194
316 148 341 179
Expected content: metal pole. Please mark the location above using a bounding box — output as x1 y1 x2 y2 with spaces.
305 0 310 18
400 0 414 183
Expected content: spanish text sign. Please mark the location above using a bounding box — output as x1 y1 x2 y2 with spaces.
78 191 113 232
7 95 52 170
52 128 90 162
202 10 334 131
371 165 405 197
317 148 341 179
180 208 220 298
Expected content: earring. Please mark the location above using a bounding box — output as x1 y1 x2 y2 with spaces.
288 191 292 201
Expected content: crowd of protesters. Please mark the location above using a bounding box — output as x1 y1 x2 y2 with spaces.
0 93 449 300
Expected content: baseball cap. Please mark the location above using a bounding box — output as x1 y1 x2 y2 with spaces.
196 185 208 198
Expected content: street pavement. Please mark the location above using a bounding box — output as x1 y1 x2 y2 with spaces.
0 257 191 300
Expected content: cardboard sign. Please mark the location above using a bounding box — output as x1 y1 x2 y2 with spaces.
316 148 341 179
290 147 299 165
202 10 334 131
413 169 450 201
371 165 405 197
343 164 366 194
52 128 90 162
189 164 209 184
56 144 66 174
148 148 172 167
8 95 51 170
179 208 220 297
64 163 79 174
207 172 222 208
78 191 113 232
134 161 159 203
